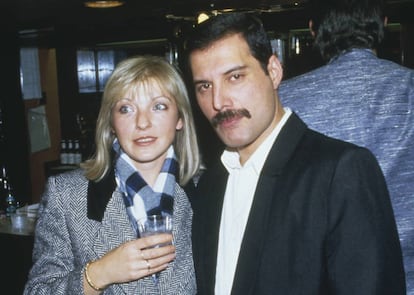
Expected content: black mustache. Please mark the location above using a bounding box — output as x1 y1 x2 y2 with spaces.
211 109 251 128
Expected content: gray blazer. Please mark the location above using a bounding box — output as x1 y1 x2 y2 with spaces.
24 168 196 294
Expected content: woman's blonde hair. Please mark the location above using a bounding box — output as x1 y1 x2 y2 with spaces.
81 55 200 185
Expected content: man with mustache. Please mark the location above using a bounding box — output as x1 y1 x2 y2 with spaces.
185 12 406 294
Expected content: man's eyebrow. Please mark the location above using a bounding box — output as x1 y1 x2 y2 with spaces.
193 65 248 85
193 79 210 85
223 65 247 76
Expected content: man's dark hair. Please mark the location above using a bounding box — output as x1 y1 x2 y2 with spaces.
185 12 273 74
310 0 385 61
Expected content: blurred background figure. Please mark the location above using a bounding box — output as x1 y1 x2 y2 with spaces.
279 0 414 292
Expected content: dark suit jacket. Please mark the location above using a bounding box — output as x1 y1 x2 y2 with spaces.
192 113 406 295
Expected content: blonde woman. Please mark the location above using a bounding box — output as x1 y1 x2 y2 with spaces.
24 55 200 294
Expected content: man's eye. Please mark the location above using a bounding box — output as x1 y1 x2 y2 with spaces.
230 73 241 81
197 83 211 92
203 83 212 90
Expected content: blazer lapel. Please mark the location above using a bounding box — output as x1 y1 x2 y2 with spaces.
231 113 307 294
195 162 228 293
92 190 139 294
230 173 278 295
93 190 135 254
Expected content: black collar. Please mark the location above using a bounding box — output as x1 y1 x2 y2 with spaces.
87 168 116 222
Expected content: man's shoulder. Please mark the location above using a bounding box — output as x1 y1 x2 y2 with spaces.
279 64 334 100
301 126 361 151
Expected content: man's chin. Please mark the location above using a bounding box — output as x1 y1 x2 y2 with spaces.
219 136 247 150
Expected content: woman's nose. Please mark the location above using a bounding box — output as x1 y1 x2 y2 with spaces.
136 112 151 129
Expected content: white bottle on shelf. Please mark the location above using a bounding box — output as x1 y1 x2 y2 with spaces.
60 140 69 165
67 140 75 165
74 140 82 164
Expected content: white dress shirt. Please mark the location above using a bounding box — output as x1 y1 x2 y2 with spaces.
214 108 292 295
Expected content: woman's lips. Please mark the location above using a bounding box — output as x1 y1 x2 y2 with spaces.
135 136 156 145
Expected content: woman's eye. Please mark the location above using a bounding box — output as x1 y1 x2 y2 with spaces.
119 105 133 114
153 103 167 111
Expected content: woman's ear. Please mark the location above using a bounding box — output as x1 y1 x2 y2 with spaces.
176 118 183 131
267 55 283 89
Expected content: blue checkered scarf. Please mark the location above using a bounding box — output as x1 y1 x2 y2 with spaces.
113 139 177 236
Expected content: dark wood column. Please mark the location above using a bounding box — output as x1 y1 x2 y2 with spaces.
0 16 32 204
401 23 414 69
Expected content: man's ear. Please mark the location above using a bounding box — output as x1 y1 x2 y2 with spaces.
267 55 283 89
309 19 316 38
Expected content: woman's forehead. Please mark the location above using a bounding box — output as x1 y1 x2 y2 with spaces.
124 78 166 97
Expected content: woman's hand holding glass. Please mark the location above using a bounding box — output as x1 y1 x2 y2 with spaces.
84 233 175 293
137 215 173 283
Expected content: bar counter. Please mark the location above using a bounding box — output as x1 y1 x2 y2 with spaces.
0 217 34 295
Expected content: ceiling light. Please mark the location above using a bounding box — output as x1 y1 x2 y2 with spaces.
197 12 210 24
84 0 125 8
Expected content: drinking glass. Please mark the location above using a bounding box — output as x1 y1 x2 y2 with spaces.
137 214 173 284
